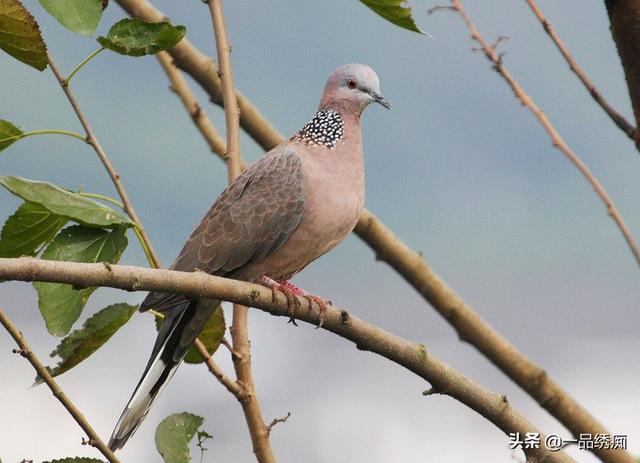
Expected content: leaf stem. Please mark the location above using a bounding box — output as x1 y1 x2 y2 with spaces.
64 47 106 85
133 224 157 268
0 129 87 146
78 192 125 209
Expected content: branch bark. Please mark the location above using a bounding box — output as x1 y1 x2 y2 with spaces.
524 0 636 142
0 308 121 463
605 0 640 150
0 257 574 463
113 1 631 459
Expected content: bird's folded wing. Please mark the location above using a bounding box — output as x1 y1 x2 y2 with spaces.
141 149 305 313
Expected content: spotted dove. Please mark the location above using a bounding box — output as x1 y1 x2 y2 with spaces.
108 63 390 450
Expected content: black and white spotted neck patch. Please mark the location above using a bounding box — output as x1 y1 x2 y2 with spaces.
292 109 344 149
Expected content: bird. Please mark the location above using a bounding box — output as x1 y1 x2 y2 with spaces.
108 63 390 451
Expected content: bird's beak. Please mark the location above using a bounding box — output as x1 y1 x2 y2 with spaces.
371 91 392 110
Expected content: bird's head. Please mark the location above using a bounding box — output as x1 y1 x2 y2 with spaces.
319 64 391 115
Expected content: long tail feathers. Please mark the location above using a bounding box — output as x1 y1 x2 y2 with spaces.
108 298 217 451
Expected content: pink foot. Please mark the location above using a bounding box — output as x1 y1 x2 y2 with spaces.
257 276 330 327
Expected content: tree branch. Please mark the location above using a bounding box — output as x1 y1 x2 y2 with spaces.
47 56 161 269
449 0 640 269
0 257 574 463
524 0 636 141
605 0 640 150
112 1 632 460
206 2 276 462
0 308 120 463
116 0 282 151
156 51 229 160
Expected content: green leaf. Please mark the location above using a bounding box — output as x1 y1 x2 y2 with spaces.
98 19 185 57
184 305 225 364
43 458 106 463
0 0 48 70
0 119 23 151
34 225 128 336
0 201 68 257
155 412 205 463
0 176 131 228
38 0 103 36
359 0 427 35
35 303 137 384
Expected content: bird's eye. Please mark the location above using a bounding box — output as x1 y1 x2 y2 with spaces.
347 79 357 89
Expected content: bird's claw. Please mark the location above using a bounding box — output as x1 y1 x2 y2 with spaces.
270 285 300 326
303 295 330 328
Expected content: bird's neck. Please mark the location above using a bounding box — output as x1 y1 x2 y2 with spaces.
291 106 360 150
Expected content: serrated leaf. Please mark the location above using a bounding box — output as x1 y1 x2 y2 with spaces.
184 305 225 364
38 0 102 36
0 201 68 257
43 458 106 463
97 19 185 57
360 0 426 35
35 303 136 384
0 176 131 228
0 0 48 70
34 225 128 336
155 412 204 463
0 119 23 151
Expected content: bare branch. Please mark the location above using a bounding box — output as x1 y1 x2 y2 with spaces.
605 0 640 149
193 340 244 398
266 412 291 436
0 257 574 463
116 0 283 151
46 56 162 269
450 0 640 269
157 51 229 161
0 308 121 463
524 0 636 141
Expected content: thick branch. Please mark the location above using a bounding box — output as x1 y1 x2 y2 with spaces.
606 0 640 149
0 308 120 463
524 0 636 141
0 257 573 463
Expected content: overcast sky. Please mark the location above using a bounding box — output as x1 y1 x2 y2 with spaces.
1 1 639 462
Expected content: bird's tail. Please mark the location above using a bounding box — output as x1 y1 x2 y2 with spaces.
108 298 217 451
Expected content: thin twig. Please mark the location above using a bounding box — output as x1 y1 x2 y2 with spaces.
156 51 231 163
46 56 162 270
0 257 575 463
266 412 291 435
193 340 244 398
450 0 640 270
206 2 276 463
524 0 637 140
0 308 121 463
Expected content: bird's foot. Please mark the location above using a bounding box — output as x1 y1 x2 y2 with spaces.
257 276 301 325
256 276 331 327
